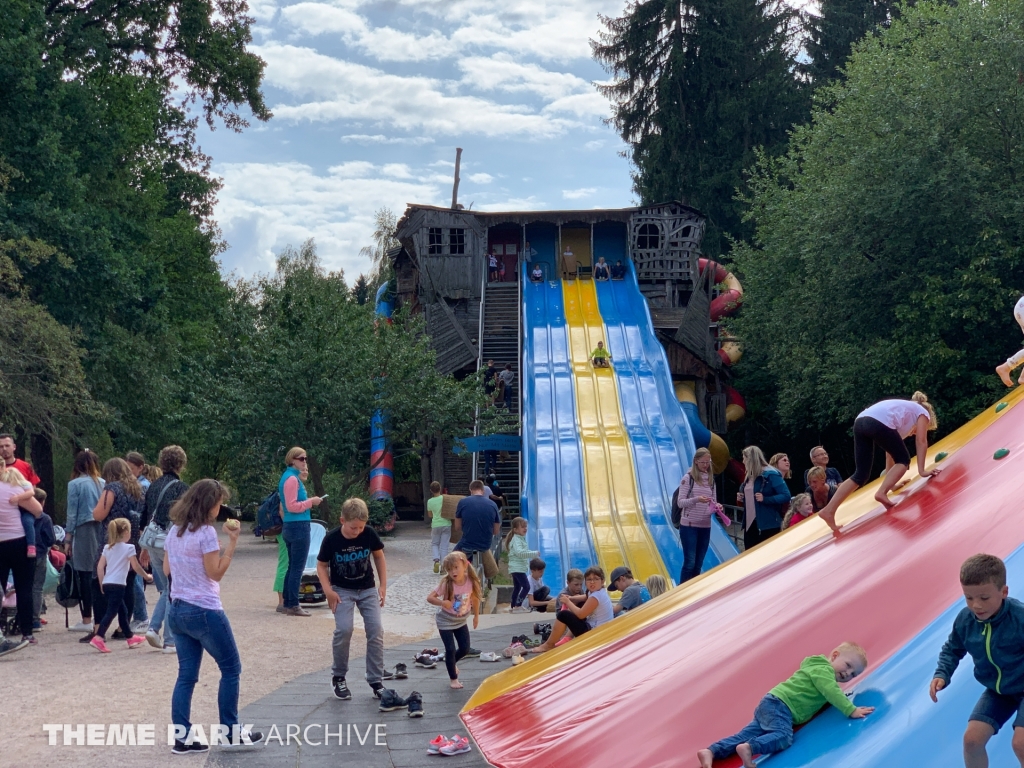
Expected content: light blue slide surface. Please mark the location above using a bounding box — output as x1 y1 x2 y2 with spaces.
520 271 595 588
766 543 1024 767
596 263 737 581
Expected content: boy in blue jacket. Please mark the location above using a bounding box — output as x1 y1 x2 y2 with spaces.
931 554 1024 768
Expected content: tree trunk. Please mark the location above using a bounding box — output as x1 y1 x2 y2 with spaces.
29 433 56 521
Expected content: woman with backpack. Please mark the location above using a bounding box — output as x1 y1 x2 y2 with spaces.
736 446 792 550
674 448 718 584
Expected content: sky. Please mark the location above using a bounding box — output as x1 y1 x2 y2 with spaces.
203 0 637 280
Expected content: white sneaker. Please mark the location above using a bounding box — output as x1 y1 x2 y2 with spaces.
68 622 92 633
145 629 164 649
162 644 177 655
130 620 149 635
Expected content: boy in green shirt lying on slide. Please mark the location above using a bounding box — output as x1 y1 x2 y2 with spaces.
698 642 875 768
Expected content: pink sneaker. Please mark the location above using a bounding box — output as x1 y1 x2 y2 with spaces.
90 636 111 654
439 735 471 755
26 545 36 558
427 734 450 754
126 635 146 649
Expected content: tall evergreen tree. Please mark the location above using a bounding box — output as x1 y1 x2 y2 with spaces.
593 0 808 255
351 274 370 305
805 0 898 86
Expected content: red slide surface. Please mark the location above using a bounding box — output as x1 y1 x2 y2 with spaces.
462 392 1024 767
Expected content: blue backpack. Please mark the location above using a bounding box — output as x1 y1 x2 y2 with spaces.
257 491 283 536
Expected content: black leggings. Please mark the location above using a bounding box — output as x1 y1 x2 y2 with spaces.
851 417 910 486
556 608 591 638
96 584 132 639
511 573 530 607
0 538 35 636
439 624 470 680
91 570 136 628
76 569 94 620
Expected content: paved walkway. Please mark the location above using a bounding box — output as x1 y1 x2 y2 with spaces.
209 620 539 768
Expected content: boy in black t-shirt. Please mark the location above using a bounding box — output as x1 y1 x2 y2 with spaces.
316 498 388 701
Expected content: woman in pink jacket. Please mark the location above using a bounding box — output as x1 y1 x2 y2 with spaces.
676 448 718 584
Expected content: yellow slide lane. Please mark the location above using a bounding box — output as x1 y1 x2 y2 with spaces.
561 278 668 585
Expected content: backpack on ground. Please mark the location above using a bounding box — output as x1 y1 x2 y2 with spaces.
257 490 283 536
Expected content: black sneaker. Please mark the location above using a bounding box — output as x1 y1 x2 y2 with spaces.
0 637 29 657
464 647 481 658
370 681 385 699
79 632 96 644
378 689 408 712
414 654 437 669
112 628 125 639
406 691 424 718
382 667 395 680
332 677 351 700
171 740 210 755
393 662 408 679
540 627 551 643
533 622 551 636
223 728 264 748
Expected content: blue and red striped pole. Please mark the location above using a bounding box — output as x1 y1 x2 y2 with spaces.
369 282 394 501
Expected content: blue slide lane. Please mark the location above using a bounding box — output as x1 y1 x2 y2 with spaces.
595 264 737 581
521 271 596 588
765 543 1024 767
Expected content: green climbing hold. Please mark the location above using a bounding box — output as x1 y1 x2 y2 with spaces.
996 402 1009 413
994 448 1010 460
935 452 948 462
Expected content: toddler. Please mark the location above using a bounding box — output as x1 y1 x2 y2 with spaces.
996 295 1024 386
931 554 1024 768
426 551 481 689
698 642 874 767
90 518 153 652
504 517 537 613
782 493 813 530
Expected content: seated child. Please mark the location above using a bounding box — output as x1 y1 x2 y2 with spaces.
610 566 650 615
593 257 610 280
931 554 1024 768
531 566 614 653
526 558 556 612
558 568 587 607
996 295 1024 386
645 574 667 598
591 341 611 368
610 260 626 280
531 265 544 282
698 642 873 768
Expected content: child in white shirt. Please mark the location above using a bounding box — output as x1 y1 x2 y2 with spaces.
91 518 152 653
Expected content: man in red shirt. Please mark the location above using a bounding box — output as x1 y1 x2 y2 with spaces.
0 434 40 486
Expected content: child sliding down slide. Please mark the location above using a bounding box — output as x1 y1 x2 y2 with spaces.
996 296 1024 387
698 643 874 768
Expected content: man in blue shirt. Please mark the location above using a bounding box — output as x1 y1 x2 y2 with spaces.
454 480 500 564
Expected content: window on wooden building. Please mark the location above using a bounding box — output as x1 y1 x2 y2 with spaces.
637 223 662 249
428 227 443 254
449 228 465 254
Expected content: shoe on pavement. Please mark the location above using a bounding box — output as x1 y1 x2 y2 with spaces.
511 654 525 666
284 606 311 617
393 662 408 679
24 634 36 645
79 632 96 644
382 667 396 680
370 682 385 699
0 637 29 658
439 735 472 755
146 629 164 649
533 622 551 636
406 691 424 717
275 605 286 613
130 620 149 634
69 622 93 633
478 652 501 662
162 644 177 655
502 643 525 658
414 654 437 669
222 728 264 748
90 636 111 654
433 560 440 574
509 605 530 614
171 740 210 755
417 648 439 658
126 635 146 649
427 734 451 754
112 628 125 639
463 647 481 658
378 689 408 712
332 677 351 700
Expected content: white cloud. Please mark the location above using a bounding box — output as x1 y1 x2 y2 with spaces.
459 54 589 100
584 139 605 150
477 196 547 211
543 91 608 118
562 187 597 199
467 172 494 184
340 134 434 145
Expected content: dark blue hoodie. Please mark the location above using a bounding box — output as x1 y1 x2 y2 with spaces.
934 596 1024 695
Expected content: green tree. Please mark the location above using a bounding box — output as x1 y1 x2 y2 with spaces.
351 274 371 305
805 0 898 86
731 0 1024 449
359 207 399 288
593 0 808 255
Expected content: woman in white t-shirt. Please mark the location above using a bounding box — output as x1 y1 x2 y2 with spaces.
819 392 941 534
164 479 261 754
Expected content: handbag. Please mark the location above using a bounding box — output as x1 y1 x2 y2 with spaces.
140 480 182 550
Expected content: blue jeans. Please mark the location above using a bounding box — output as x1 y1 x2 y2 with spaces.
709 694 794 760
281 522 310 608
145 545 174 646
168 599 241 733
679 525 712 584
132 570 148 623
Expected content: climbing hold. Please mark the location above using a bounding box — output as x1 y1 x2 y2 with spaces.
935 452 948 462
996 402 1009 413
994 448 1010 460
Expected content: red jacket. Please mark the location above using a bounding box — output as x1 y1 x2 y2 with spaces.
7 458 40 486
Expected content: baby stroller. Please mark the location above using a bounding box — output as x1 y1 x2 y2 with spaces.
298 520 328 606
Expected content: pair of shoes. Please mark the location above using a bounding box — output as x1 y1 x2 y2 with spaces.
509 605 530 614
416 647 439 658
79 632 96 644
502 643 525 658
378 689 407 712
126 635 146 649
90 636 111 654
145 629 164 649
414 654 437 669
439 735 472 756
533 622 551 636
478 651 501 662
275 605 286 613
407 691 424 717
332 676 351 700
433 560 440 574
69 621 93 633
171 740 210 755
463 647 481 658
222 728 264 749
370 682 385 699
284 606 311 617
512 634 539 649
162 644 177 655
0 637 29 657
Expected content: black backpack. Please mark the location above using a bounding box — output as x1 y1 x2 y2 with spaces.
55 561 81 608
257 490 283 536
671 476 696 527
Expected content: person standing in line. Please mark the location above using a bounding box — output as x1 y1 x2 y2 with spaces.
817 393 940 535
165 479 262 753
803 446 843 491
89 518 153 653
125 451 154 632
316 498 389 702
522 241 537 264
498 364 515 410
0 466 43 654
65 450 105 632
736 446 791 550
140 445 189 651
0 433 40 486
426 481 450 574
278 447 323 617
996 295 1024 386
676 447 718 584
488 249 499 283
562 246 575 280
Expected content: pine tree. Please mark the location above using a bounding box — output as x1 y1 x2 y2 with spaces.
352 274 370 305
593 0 808 255
805 0 899 86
